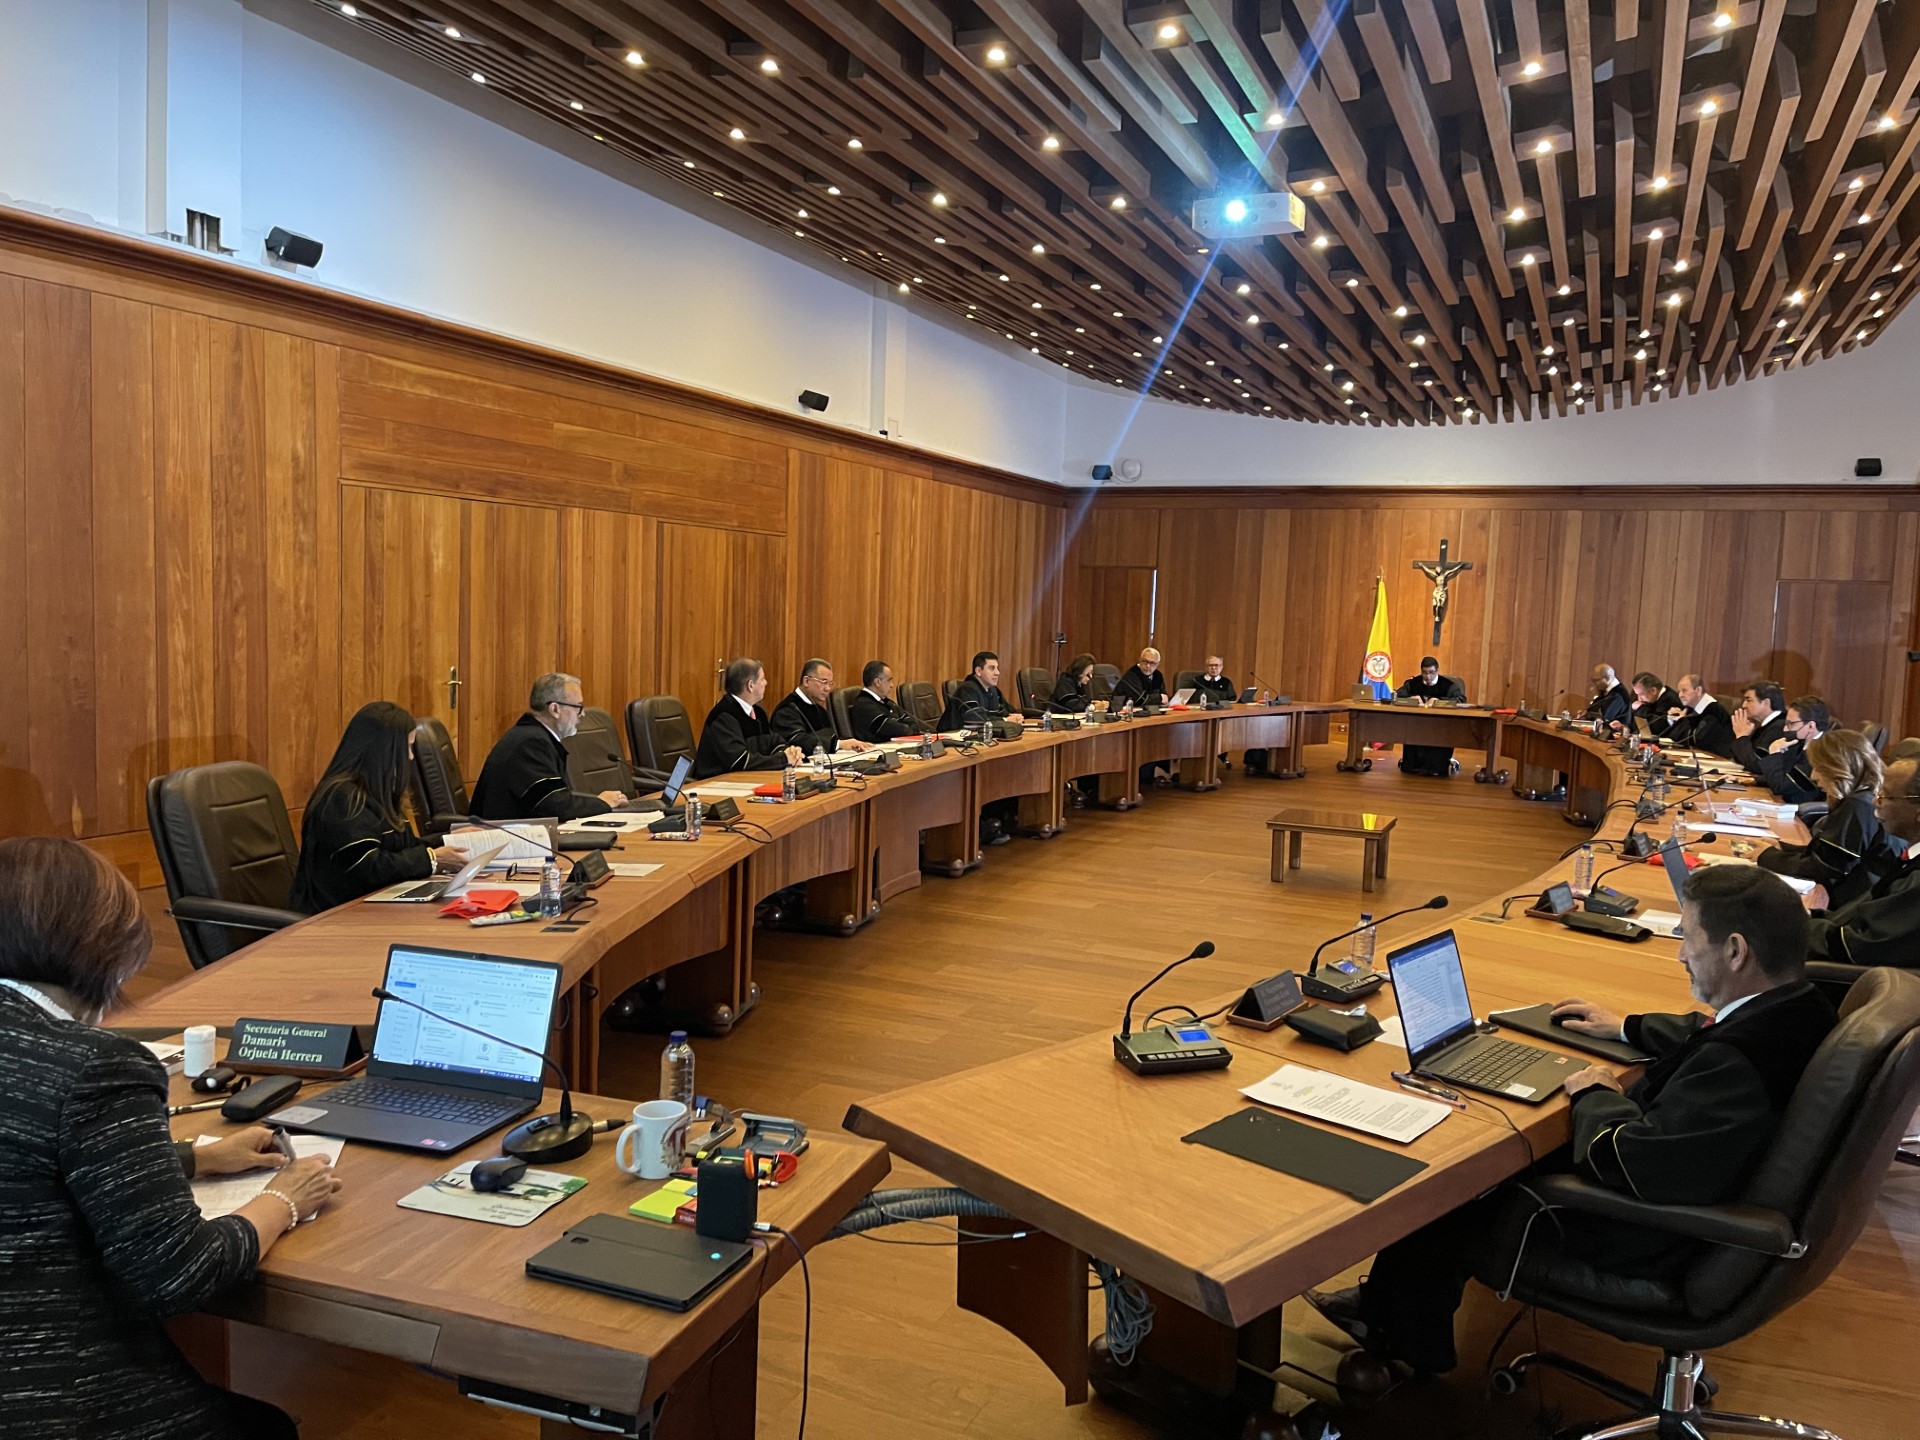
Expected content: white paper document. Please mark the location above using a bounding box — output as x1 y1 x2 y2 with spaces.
684 782 761 797
1241 1064 1449 1145
1374 1015 1407 1051
607 862 664 878
1688 821 1773 838
444 824 553 863
191 1135 344 1219
1637 909 1684 938
560 815 654 834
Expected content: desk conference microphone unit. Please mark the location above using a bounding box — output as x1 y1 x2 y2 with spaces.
1301 895 1449 1001
369 986 596 1164
1113 941 1233 1074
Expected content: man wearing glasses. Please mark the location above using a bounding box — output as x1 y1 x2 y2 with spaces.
1805 755 1920 967
470 672 626 820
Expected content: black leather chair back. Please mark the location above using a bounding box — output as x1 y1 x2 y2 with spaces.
1091 663 1122 701
627 696 697 773
1173 669 1202 695
898 681 941 729
411 716 468 829
829 686 859 740
1854 719 1888 754
146 762 300 969
941 678 962 706
566 707 631 798
1017 667 1053 713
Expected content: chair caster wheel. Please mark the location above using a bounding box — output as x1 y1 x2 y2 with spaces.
1474 768 1490 783
1496 769 1512 785
1359 758 1373 772
1489 1366 1522 1397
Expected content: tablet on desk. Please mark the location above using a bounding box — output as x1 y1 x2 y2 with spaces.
525 1213 752 1311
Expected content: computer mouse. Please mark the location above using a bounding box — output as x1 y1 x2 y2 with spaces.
1549 1012 1572 1027
470 1156 528 1192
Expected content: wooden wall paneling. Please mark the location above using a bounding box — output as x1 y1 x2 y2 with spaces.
877 470 941 690
1152 508 1262 678
0 275 41 836
786 452 883 686
1251 509 1293 694
462 499 562 770
1075 567 1156 672
1070 501 1161 568
654 522 789 729
90 294 158 837
209 321 269 772
559 506 661 721
24 280 94 837
1383 506 1494 694
1697 508 1787 693
1770 580 1893 725
1889 513 1920 738
339 485 467 750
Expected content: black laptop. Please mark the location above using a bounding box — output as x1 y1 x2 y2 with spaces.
526 1213 753 1311
269 944 561 1152
1386 929 1582 1104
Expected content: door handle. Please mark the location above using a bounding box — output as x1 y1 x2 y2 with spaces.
447 665 462 709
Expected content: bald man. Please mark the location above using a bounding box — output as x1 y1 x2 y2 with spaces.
1583 664 1633 729
1658 674 1735 757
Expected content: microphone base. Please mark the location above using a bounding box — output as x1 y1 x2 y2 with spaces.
1113 1027 1232 1075
502 1110 596 1164
1300 969 1386 1003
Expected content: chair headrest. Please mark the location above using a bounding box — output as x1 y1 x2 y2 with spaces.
150 762 298 912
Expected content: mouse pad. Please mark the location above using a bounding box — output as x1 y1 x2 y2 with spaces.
1182 1108 1427 1203
1487 1004 1655 1064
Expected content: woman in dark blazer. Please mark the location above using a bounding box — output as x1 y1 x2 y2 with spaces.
291 700 456 912
0 837 342 1438
1050 653 1096 713
1759 729 1895 909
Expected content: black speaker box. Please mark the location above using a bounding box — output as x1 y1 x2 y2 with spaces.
264 227 323 267
694 1157 758 1242
1856 457 1883 477
797 389 830 412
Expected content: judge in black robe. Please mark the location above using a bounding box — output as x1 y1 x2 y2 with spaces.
848 661 921 742
1112 650 1168 707
292 700 450 912
470 677 624 822
769 660 870 756
1622 675 1681 736
1806 755 1920 966
939 653 1015 730
1761 789 1892 910
1309 867 1833 1374
1582 664 1633 728
1748 698 1830 804
1660 675 1736 756
1728 683 1789 775
1049 658 1094 713
694 659 804 777
1395 658 1465 777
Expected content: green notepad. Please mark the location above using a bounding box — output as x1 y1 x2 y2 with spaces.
627 1178 696 1223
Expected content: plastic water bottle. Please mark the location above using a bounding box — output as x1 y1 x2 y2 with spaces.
921 732 935 760
782 765 797 802
1352 912 1377 967
1041 710 1053 732
537 858 563 917
1573 844 1595 898
660 1031 695 1108
686 796 703 840
812 742 828 767
1668 812 1685 849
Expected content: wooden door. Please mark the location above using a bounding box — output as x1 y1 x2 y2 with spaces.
462 500 560 768
1771 580 1893 725
656 523 788 735
341 485 465 744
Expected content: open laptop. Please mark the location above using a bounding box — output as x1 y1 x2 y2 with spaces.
364 842 506 903
1629 841 1694 939
1386 930 1582 1103
269 944 561 1152
1169 687 1196 705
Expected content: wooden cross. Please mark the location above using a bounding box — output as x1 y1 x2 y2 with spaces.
1412 539 1474 645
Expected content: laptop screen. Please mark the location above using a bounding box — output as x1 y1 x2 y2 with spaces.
373 946 561 1086
1660 841 1692 910
661 754 693 803
1387 930 1476 1057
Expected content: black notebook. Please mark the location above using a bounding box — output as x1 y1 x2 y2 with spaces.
1182 1108 1428 1203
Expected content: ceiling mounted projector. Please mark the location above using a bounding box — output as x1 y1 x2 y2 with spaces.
1190 192 1306 240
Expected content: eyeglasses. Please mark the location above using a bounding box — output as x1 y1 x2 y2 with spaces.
552 700 585 711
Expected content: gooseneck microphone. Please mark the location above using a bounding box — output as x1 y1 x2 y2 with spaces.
369 985 595 1164
1112 941 1231 1075
1302 895 1449 1001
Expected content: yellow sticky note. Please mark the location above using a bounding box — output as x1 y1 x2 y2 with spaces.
626 1178 695 1223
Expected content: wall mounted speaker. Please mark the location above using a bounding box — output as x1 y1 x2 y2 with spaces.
1855 457 1883 477
1090 464 1113 481
264 227 323 268
797 389 830 412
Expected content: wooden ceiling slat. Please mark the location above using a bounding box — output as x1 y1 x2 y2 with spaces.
1354 0 1455 225
1799 0 1878 144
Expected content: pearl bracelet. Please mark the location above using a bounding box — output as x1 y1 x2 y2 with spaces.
259 1186 302 1231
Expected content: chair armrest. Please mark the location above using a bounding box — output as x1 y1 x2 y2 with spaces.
168 897 307 935
1806 961 1869 988
1526 1173 1804 1257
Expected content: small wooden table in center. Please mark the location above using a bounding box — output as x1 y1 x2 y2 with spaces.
1266 808 1397 892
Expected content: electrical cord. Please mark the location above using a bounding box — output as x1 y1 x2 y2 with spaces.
1092 1260 1154 1365
716 819 776 844
756 1223 811 1440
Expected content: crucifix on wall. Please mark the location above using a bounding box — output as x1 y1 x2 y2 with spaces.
1413 539 1474 645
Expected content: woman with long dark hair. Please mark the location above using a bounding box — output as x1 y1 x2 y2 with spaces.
291 701 454 912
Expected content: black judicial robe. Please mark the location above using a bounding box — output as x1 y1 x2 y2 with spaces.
849 689 919 742
1663 698 1736 757
940 675 1012 729
1049 672 1092 713
1760 790 1891 910
290 783 441 913
1729 711 1789 776
1631 688 1682 733
1112 664 1167 706
469 714 612 822
694 697 790 777
1193 674 1237 702
1396 673 1466 776
1807 844 1920 968
1752 736 1824 804
1584 683 1633 728
769 690 839 753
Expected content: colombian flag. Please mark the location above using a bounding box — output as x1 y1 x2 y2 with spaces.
1360 577 1394 700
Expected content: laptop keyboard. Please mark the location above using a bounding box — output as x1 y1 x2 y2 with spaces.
323 1079 518 1125
395 879 449 900
1438 1038 1545 1089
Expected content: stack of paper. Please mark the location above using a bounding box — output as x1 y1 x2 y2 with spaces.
1240 1064 1449 1144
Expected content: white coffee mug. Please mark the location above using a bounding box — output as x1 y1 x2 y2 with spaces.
615 1100 689 1180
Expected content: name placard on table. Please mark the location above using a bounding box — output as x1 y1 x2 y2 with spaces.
228 1017 368 1077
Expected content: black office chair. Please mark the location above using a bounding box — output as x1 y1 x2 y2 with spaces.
1091 663 1122 701
1172 669 1202 695
626 696 697 774
566 707 637 798
829 686 860 741
1486 968 1920 1440
898 681 942 730
941 677 962 708
411 716 470 831
1853 719 1889 755
1017 667 1054 716
147 762 306 969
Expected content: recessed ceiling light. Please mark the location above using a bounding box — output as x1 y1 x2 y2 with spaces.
1634 347 1647 361
1309 179 1326 193
571 100 585 111
998 273 1009 281
1344 277 1359 288
1341 380 1355 391
1509 206 1526 222
1247 313 1260 324
931 192 948 207
1563 315 1576 326
1109 195 1128 210
1031 242 1045 254
985 44 1008 64
1153 335 1164 343
1788 289 1806 304
911 276 922 284
682 160 697 169
1197 247 1209 254
1713 11 1733 28
1311 234 1329 248
1520 252 1535 266
1542 344 1554 356
1666 293 1682 307
340 2 356 14
1859 214 1874 225
1412 334 1425 345
898 282 909 293
1236 281 1252 295
445 25 461 39
1649 227 1663 240
1651 174 1669 191
1522 61 1542 77
1859 329 1870 339
1557 283 1571 296
1264 111 1285 128
1090 282 1102 290
625 50 644 67
1157 22 1180 41
1674 258 1689 272
847 137 863 149
1849 177 1866 191
760 57 779 74
713 190 724 197
1535 139 1552 154
1206 359 1215 366
795 230 804 237
796 209 808 219
1042 135 1061 151
827 184 841 195
1030 301 1042 309
729 127 745 140
470 71 485 84
1547 365 1558 375
1699 99 1717 116
1394 304 1408 317
1881 115 1899 131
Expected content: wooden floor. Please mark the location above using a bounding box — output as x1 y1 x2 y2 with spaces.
131 742 1920 1438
